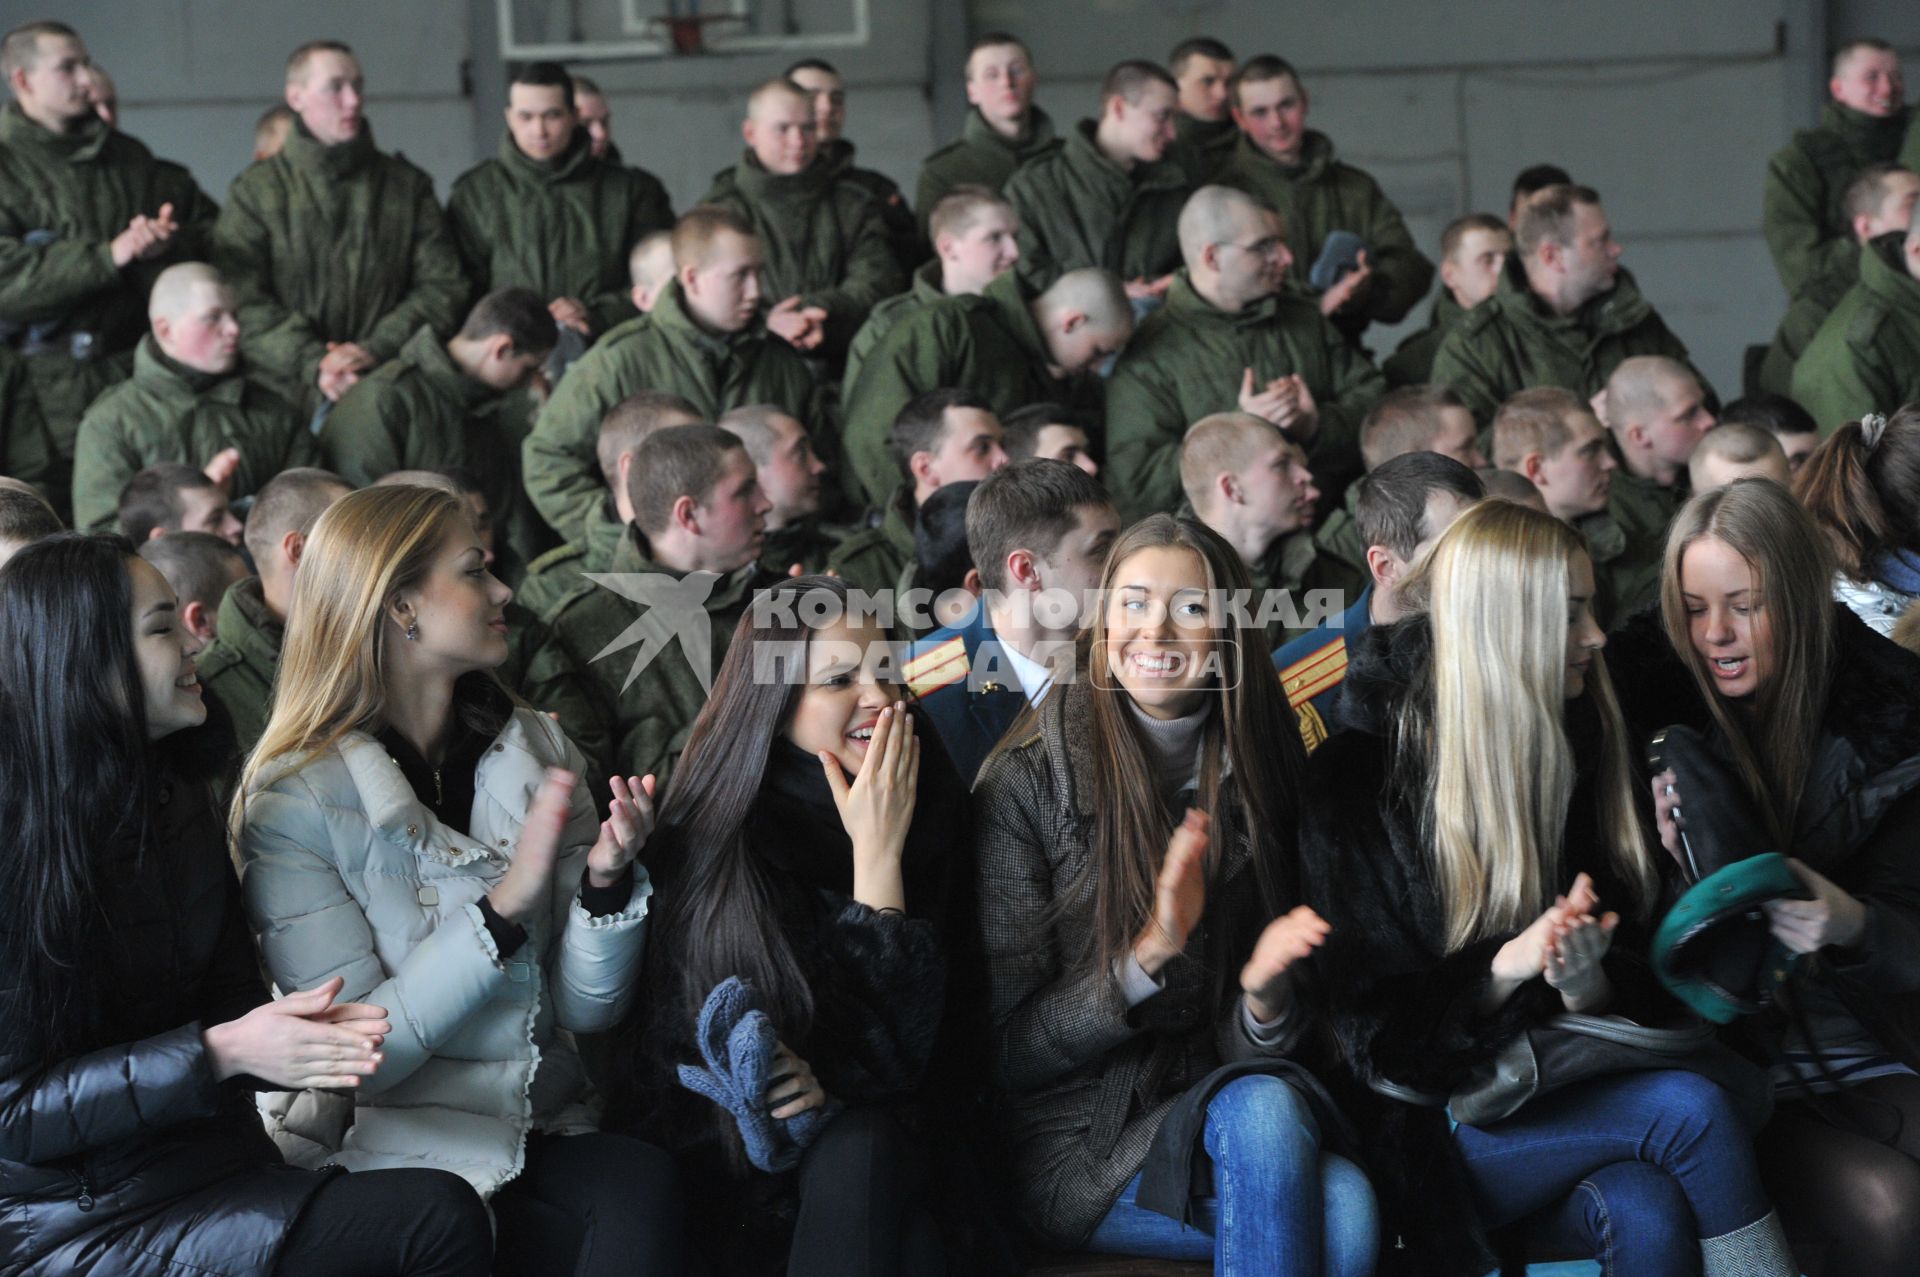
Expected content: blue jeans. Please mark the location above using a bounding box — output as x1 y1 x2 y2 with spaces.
1085 1075 1379 1277
1454 1069 1772 1277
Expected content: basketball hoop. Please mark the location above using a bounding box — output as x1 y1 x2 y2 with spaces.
647 12 745 55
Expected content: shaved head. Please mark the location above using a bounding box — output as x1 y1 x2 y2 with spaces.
1037 267 1132 332
1177 184 1266 264
748 76 812 119
1603 355 1696 430
148 261 228 322
1181 411 1283 505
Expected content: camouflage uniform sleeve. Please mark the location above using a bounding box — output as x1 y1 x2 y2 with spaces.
0 198 121 326
69 399 145 532
1428 318 1505 428
360 170 470 362
586 171 673 335
1103 347 1190 524
318 380 407 488
215 180 328 399
444 173 496 301
1763 143 1848 300
1004 167 1063 292
1791 312 1893 433
523 350 627 544
154 162 221 262
841 312 958 511
801 191 910 352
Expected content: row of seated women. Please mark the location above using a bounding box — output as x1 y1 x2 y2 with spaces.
1 473 1915 1277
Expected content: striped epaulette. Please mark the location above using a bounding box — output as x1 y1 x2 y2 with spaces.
1278 635 1349 711
903 634 968 698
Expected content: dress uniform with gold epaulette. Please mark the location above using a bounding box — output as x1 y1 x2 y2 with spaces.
901 605 1030 785
1271 585 1374 755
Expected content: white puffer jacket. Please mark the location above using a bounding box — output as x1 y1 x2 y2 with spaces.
239 707 650 1197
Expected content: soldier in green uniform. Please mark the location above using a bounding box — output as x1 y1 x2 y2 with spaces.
717 404 841 577
319 288 555 584
1309 385 1485 597
844 187 1021 397
523 424 776 788
0 21 218 491
1764 39 1910 304
522 206 821 545
1598 355 1715 615
517 390 704 628
701 77 905 357
842 267 1128 510
1167 37 1237 186
213 41 469 412
195 467 352 764
1004 61 1190 295
1180 411 1346 647
827 389 1009 602
72 262 312 532
786 58 921 274
1490 387 1649 626
1792 217 1920 432
447 61 673 347
1383 214 1510 387
1215 54 1433 343
1430 184 1705 428
1760 163 1918 396
915 33 1058 236
1106 185 1386 523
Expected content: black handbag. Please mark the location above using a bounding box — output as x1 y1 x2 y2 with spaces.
1446 1011 1773 1129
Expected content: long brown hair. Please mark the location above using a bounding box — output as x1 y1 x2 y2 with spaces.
1660 480 1836 843
1393 501 1656 950
1793 405 1920 580
1070 514 1306 989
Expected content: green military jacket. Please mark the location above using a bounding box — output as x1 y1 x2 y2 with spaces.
0 346 53 491
1004 120 1191 289
0 105 218 460
1382 290 1466 387
1169 113 1238 187
1214 130 1434 334
1763 102 1910 302
72 336 312 531
841 270 1072 510
447 131 673 337
319 325 543 577
522 280 821 544
214 121 469 408
1429 257 1702 427
762 518 843 578
524 522 769 789
702 151 906 352
1791 232 1920 434
1758 266 1852 397
820 138 921 275
824 486 917 602
843 258 945 401
1105 271 1387 522
914 106 1059 236
1575 468 1681 629
196 574 283 764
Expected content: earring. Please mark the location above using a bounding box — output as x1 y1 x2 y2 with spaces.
405 620 419 642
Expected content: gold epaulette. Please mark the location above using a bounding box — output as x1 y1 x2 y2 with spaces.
1278 636 1348 711
903 634 968 697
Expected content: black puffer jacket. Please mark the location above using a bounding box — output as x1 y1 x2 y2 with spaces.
0 759 326 1277
1301 617 1672 1276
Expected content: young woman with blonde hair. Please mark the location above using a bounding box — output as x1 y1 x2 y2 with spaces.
235 484 685 1274
975 514 1378 1276
1645 478 1920 1276
1300 499 1793 1276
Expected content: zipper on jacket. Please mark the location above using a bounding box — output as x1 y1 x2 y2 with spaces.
74 1168 94 1212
